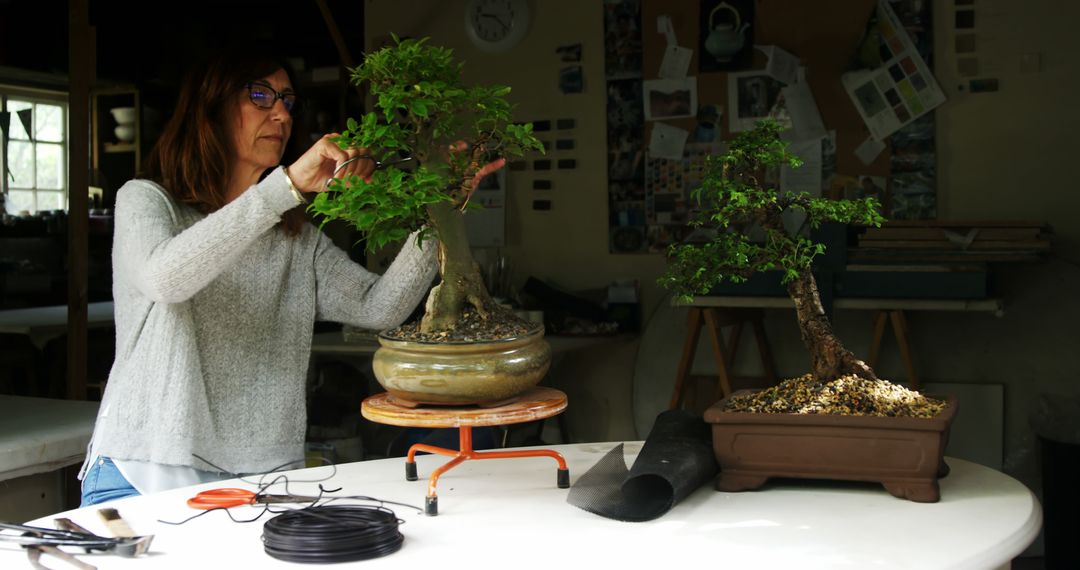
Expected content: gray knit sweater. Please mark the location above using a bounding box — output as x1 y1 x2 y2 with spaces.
84 167 438 475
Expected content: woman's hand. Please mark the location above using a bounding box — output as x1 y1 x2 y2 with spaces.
466 158 506 197
450 141 506 202
286 134 376 193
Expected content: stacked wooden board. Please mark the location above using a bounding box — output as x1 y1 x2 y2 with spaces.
703 221 1051 300
851 220 1052 263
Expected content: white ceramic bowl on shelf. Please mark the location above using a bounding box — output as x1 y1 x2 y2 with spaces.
110 106 136 125
114 124 136 142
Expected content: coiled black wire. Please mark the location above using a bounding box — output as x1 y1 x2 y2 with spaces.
262 505 403 563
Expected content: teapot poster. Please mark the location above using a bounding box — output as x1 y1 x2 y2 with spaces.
698 0 754 72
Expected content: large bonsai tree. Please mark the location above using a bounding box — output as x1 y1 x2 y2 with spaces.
659 121 886 384
310 37 543 336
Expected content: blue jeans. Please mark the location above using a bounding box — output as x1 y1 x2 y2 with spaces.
81 457 141 507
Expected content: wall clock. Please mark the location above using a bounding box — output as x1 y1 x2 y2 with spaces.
464 0 530 53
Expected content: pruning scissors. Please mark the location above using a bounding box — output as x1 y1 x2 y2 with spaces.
325 154 414 187
186 488 319 510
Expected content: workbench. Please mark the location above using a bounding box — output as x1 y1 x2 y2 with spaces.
2 444 1040 569
0 395 100 523
0 396 100 482
0 302 115 350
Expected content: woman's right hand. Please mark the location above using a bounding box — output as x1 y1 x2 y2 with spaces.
286 134 376 193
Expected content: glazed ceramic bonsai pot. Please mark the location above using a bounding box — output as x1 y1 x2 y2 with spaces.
703 390 958 502
371 326 551 406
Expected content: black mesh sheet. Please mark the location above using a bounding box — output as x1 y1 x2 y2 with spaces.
566 410 719 522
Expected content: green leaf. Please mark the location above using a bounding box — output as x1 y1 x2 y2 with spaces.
313 36 542 255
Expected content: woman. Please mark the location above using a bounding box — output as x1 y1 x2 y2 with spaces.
79 51 501 506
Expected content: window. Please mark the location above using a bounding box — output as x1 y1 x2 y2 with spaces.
0 87 68 214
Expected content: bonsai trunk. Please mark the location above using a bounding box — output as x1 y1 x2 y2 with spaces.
786 268 878 384
420 201 498 333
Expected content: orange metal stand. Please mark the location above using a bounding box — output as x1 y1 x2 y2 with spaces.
362 387 570 515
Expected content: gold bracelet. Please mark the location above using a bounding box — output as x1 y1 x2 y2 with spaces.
282 166 307 205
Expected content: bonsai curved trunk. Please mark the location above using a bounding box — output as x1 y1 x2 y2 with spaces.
421 201 498 333
787 269 878 383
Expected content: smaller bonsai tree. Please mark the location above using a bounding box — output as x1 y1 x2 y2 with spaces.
310 36 543 339
659 120 886 387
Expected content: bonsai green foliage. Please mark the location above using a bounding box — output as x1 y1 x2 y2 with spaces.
659 120 885 302
310 36 544 252
659 120 887 383
308 36 544 334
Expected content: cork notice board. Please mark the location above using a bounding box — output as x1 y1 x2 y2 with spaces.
641 0 886 180
605 0 939 253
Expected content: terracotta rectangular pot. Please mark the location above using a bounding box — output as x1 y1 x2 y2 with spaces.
703 390 958 502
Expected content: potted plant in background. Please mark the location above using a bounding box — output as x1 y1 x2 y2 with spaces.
659 120 957 502
310 36 545 406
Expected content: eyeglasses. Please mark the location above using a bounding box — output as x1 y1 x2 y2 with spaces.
245 81 297 113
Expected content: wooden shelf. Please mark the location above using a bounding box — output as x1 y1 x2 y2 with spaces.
91 87 140 212
103 142 136 153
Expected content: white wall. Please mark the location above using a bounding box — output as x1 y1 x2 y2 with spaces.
928 0 1080 537
364 1 1080 515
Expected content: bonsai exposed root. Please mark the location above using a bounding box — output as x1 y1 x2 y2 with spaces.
811 343 878 384
467 293 492 318
419 271 499 334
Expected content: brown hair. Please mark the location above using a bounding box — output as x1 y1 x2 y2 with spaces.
143 49 305 236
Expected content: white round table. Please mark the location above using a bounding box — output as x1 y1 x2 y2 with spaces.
2 443 1040 569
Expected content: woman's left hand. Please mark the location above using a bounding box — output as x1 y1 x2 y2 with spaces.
466 158 506 198
287 134 377 193
451 141 506 202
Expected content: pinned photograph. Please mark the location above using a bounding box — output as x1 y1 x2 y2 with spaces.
607 79 644 181
693 104 723 143
820 130 837 186
891 113 935 173
891 171 936 220
648 122 689 160
727 71 788 132
603 0 643 79
855 175 887 202
610 225 647 253
643 77 697 120
610 180 646 201
560 65 584 94
608 124 644 181
557 43 583 62
828 174 861 202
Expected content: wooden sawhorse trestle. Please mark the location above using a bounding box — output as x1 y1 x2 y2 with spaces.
669 306 778 411
868 309 919 390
